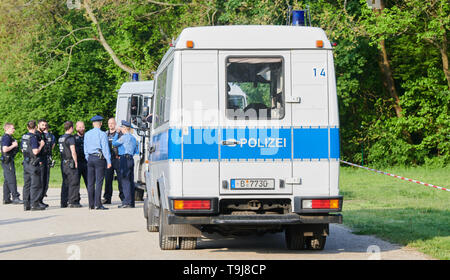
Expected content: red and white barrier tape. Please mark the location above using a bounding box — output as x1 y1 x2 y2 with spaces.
340 160 449 192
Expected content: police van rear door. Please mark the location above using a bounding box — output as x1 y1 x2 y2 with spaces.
291 50 330 196
218 51 293 195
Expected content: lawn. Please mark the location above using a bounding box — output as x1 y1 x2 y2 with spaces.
340 165 450 260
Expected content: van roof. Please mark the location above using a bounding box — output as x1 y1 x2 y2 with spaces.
118 80 154 96
174 25 331 50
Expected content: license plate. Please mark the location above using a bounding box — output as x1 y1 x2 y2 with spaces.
230 179 275 190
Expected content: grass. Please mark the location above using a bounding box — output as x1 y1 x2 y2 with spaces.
340 165 450 260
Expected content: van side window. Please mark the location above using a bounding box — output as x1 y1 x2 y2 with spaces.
154 61 174 128
226 57 284 120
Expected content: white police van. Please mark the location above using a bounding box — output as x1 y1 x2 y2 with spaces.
144 24 342 250
115 79 153 200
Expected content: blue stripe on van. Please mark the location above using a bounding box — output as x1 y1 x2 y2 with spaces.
183 127 219 160
293 128 329 159
330 127 340 159
151 127 340 162
221 128 291 160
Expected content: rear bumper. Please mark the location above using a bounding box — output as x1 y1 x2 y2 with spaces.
168 213 342 225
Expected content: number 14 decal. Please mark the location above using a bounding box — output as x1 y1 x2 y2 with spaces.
313 68 326 77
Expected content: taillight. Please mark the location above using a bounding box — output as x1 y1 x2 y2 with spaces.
173 200 211 210
302 199 340 209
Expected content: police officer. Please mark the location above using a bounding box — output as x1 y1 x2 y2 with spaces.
1 123 22 204
37 119 54 207
59 121 81 208
112 120 138 208
75 121 88 191
84 115 111 210
21 120 46 211
102 118 124 204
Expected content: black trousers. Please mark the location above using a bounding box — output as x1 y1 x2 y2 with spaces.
103 157 123 202
23 161 42 208
120 156 135 207
76 160 87 204
2 160 19 201
61 162 80 206
78 160 87 188
39 158 50 202
87 155 106 208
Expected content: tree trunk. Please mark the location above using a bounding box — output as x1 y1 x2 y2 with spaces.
378 39 403 118
83 0 137 75
439 31 450 89
375 1 403 118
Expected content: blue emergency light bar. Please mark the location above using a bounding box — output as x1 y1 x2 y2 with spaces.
292 10 306 26
132 73 139 81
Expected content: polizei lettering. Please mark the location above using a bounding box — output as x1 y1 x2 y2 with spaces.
239 137 287 148
183 264 218 278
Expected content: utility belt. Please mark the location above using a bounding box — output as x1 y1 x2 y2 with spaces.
24 157 41 167
89 152 105 160
120 154 134 160
1 155 13 164
62 159 76 169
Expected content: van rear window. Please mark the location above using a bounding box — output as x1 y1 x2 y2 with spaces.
226 57 284 120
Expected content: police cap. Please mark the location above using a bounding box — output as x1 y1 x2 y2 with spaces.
121 120 131 127
90 115 104 122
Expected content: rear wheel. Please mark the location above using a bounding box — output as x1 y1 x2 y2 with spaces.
285 226 305 250
159 208 177 250
179 237 197 250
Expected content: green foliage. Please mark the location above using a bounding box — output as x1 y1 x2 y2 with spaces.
0 0 448 167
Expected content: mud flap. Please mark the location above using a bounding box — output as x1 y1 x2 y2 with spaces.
161 208 202 238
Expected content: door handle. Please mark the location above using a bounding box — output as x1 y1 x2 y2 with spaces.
222 140 240 146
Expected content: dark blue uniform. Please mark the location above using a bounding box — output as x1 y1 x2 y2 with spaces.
21 132 43 210
84 116 111 210
103 130 124 203
74 133 88 191
1 134 20 203
112 126 138 208
59 134 80 207
37 131 55 205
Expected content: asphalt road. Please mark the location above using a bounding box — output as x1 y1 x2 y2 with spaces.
0 187 431 260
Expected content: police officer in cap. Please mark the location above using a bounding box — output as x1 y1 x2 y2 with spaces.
59 121 81 208
112 120 138 208
1 123 22 204
84 115 111 210
21 120 46 211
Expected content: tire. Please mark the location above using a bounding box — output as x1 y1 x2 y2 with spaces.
135 188 145 201
159 208 177 250
146 202 159 232
179 237 197 250
305 236 326 250
285 226 305 250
